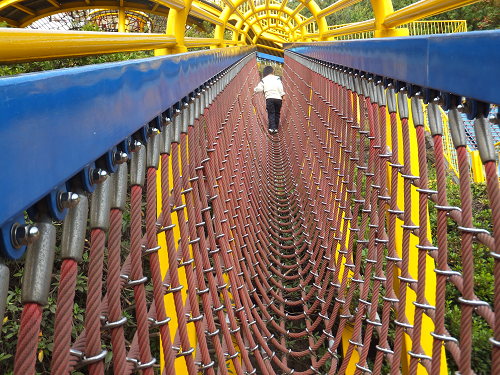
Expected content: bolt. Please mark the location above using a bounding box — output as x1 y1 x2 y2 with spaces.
90 168 108 185
113 151 128 165
415 91 424 99
58 191 80 210
399 87 408 94
12 224 40 248
147 127 160 138
130 140 143 152
457 102 471 114
433 95 445 106
162 115 171 125
489 114 500 125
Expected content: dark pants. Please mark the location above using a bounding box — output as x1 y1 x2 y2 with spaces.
266 98 282 130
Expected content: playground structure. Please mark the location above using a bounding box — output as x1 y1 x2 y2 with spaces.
1 0 500 374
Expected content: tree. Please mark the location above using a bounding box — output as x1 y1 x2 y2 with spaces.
425 0 500 30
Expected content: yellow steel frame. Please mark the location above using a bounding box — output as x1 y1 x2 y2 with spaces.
0 0 481 59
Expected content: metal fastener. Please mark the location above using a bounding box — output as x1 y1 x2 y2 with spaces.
113 151 128 165
11 224 40 248
90 168 108 185
21 211 56 305
57 191 80 211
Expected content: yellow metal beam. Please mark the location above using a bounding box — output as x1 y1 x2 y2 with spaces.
189 4 223 26
0 15 19 26
16 2 172 28
0 29 176 63
152 0 185 10
265 29 289 41
45 0 60 8
256 43 282 53
12 3 34 15
316 0 363 18
192 0 222 16
321 18 375 38
384 0 483 28
118 6 125 32
184 37 222 46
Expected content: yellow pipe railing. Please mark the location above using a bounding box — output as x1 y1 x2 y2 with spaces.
324 19 467 40
383 0 481 28
0 28 177 63
396 20 468 35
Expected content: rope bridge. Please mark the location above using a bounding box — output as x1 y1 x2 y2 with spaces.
1 32 500 375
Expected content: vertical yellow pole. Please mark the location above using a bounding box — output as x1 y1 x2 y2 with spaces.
118 7 126 33
370 0 408 38
155 0 192 56
470 150 485 183
157 148 196 375
385 96 447 375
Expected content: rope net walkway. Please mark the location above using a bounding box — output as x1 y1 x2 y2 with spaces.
4 52 500 375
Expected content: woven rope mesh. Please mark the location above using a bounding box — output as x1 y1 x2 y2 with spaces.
3 52 499 375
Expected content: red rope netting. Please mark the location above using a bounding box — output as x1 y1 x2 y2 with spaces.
5 52 500 375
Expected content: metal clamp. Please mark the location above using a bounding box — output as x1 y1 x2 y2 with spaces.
408 351 432 361
165 285 184 294
0 257 9 331
196 361 215 371
149 316 171 328
173 346 195 358
90 178 111 230
21 211 56 305
0 214 39 260
430 331 459 344
449 101 468 148
71 349 107 369
142 245 161 255
125 276 148 287
458 297 490 308
101 316 128 330
355 363 373 374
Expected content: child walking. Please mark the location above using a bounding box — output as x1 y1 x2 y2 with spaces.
254 66 285 134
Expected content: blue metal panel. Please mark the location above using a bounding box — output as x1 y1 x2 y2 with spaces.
257 52 284 63
0 46 256 229
284 30 500 106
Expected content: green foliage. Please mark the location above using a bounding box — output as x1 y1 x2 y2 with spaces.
425 0 500 30
294 0 500 31
1 192 159 374
81 22 102 32
0 50 154 77
0 21 9 27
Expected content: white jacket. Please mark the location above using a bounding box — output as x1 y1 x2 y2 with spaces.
254 75 285 100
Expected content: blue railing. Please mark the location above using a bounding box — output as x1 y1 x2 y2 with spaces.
0 45 255 258
285 30 500 107
257 52 284 64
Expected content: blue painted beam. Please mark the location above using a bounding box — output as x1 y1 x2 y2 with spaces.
0 46 256 229
257 52 284 63
284 30 500 106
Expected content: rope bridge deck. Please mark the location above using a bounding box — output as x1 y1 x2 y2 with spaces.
1 32 500 375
